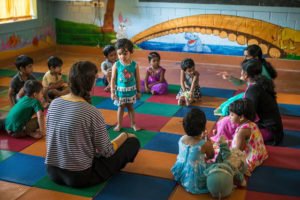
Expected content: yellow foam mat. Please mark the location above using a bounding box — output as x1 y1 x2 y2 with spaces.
21 138 47 157
0 180 30 200
277 93 300 105
193 96 227 108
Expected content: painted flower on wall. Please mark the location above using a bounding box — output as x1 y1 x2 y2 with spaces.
32 36 39 46
7 34 20 48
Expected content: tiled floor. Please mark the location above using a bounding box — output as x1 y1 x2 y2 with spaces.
0 54 300 200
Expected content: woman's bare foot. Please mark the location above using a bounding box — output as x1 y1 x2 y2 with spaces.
28 131 43 139
104 86 110 92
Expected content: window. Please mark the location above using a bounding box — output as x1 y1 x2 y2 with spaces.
0 0 37 24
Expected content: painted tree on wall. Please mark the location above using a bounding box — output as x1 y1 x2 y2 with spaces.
102 0 115 33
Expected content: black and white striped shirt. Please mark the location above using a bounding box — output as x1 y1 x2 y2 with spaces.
45 97 114 171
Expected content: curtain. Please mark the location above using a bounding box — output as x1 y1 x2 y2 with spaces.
0 0 34 22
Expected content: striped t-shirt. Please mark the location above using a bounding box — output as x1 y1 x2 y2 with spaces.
45 97 114 171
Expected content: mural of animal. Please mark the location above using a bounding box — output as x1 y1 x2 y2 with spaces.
116 13 128 39
183 32 211 53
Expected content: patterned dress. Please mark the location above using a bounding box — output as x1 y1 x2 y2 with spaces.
231 122 268 175
141 66 168 95
171 137 208 194
176 72 201 100
113 60 137 106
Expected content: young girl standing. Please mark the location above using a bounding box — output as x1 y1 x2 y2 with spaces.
172 108 214 194
111 39 141 131
141 52 168 95
176 58 201 106
228 99 268 175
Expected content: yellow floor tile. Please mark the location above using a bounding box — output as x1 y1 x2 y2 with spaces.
122 149 177 180
98 109 128 126
193 96 227 108
277 93 300 105
0 77 12 87
0 180 30 200
21 138 47 157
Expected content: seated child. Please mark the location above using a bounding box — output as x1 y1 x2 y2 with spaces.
171 108 214 194
204 136 247 199
176 58 201 106
101 45 117 92
4 80 45 139
42 56 69 101
8 55 36 106
141 52 168 95
214 99 268 175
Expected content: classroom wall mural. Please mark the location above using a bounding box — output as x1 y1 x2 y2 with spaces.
132 14 300 58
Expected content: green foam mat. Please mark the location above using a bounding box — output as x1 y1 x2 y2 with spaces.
34 176 106 197
135 102 180 117
92 96 107 106
168 84 180 94
108 128 158 147
0 69 17 77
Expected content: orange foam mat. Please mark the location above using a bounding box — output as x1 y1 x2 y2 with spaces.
17 187 91 200
122 149 177 180
277 93 300 105
0 180 30 200
169 185 247 200
160 117 216 135
98 109 128 126
0 77 12 87
21 138 47 157
193 96 227 108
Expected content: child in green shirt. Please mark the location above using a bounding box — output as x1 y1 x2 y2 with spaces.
5 80 45 139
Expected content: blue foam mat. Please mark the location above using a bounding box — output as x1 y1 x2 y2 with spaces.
143 132 181 154
279 104 300 117
174 106 219 121
201 87 235 99
280 130 300 148
247 166 300 197
94 172 176 200
0 153 46 186
95 98 144 111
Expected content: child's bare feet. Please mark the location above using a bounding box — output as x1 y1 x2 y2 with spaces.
178 97 185 106
113 125 121 132
131 124 140 131
151 90 156 95
104 86 110 92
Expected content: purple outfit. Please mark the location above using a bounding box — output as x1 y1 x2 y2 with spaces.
141 66 168 95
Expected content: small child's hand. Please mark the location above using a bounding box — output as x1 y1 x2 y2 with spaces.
217 71 230 80
111 93 116 100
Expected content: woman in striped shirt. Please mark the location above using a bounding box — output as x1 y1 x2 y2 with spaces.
45 61 140 187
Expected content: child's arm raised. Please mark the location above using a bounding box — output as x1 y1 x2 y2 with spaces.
110 64 117 100
36 110 46 136
135 64 141 99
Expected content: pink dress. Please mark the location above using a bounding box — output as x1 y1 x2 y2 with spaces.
231 122 268 175
141 66 168 95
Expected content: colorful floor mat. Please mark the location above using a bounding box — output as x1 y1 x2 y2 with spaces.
0 82 299 200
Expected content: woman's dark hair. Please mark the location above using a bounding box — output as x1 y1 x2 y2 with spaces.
47 56 63 69
15 55 33 70
183 108 206 136
229 99 256 121
24 80 43 96
242 59 276 98
181 58 195 71
245 45 277 79
103 45 116 57
148 52 161 62
69 61 98 103
115 38 134 53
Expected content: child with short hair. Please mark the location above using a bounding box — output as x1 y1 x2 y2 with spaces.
141 51 168 95
42 56 69 101
8 55 36 106
4 80 45 139
176 58 201 106
111 39 141 131
172 108 214 194
101 45 117 92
